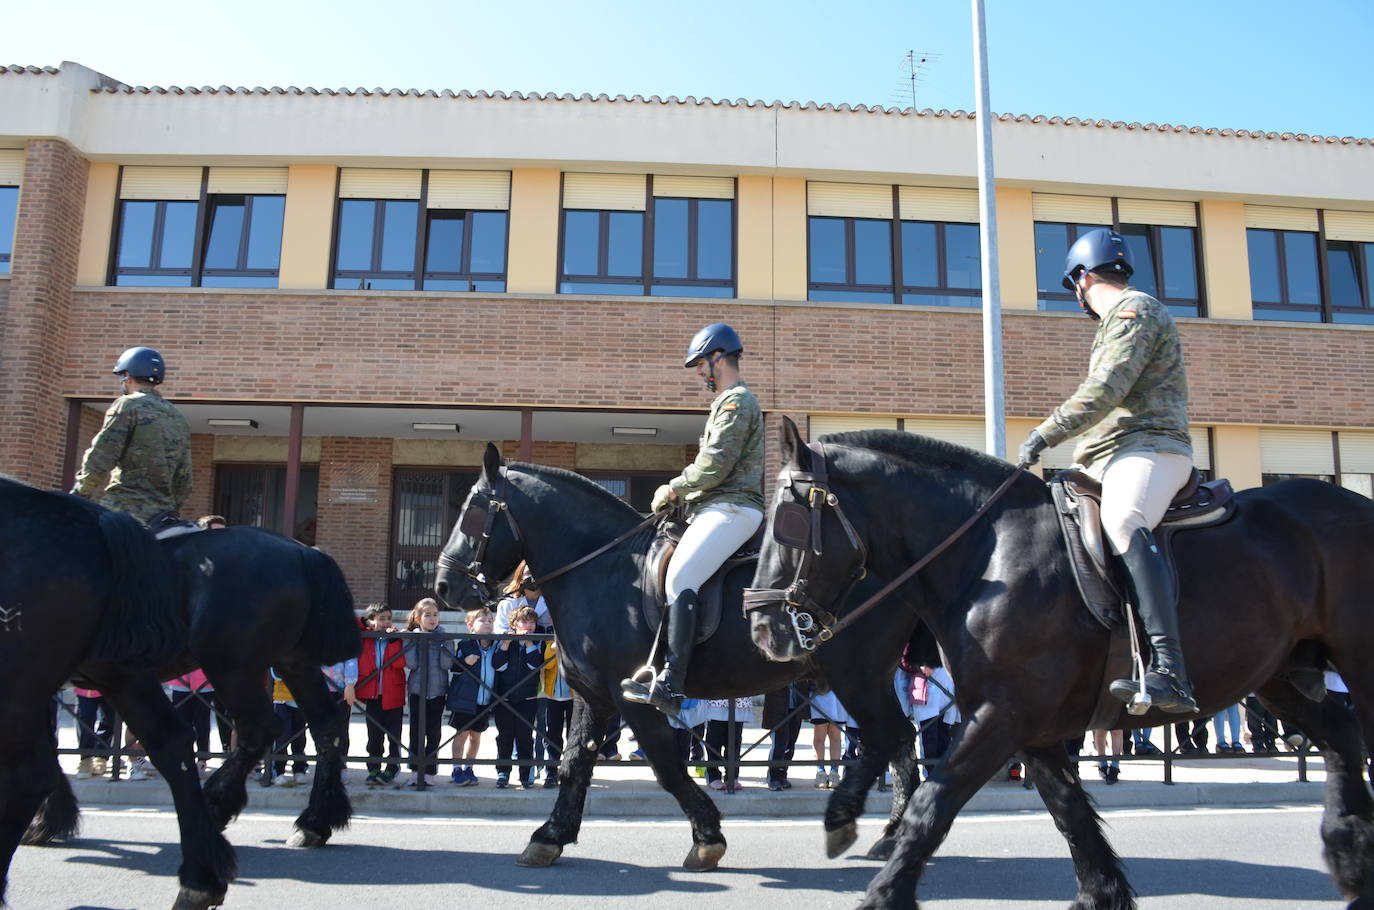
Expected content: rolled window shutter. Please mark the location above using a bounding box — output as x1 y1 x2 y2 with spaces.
1244 205 1318 232
562 173 647 211
427 170 511 210
338 168 422 200
1339 432 1374 473
120 166 203 200
652 176 734 199
903 418 986 451
207 167 288 195
1260 429 1334 475
1189 427 1211 470
899 187 978 223
1032 193 1112 225
1324 211 1374 243
807 182 893 219
1117 199 1197 227
0 149 23 186
809 415 898 439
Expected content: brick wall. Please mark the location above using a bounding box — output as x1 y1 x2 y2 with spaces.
0 140 87 487
315 436 393 604
502 440 577 469
184 433 216 521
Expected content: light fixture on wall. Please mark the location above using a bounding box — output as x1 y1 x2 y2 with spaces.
611 426 658 437
207 418 258 429
412 422 461 433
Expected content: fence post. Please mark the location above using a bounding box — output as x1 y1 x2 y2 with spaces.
1162 723 1173 785
417 635 429 791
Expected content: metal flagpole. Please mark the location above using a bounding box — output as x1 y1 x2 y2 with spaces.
971 0 1006 459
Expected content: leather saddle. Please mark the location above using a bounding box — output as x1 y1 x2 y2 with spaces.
147 510 205 540
639 517 762 645
1050 466 1236 631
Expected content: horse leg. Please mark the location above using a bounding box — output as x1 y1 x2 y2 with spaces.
0 711 57 906
828 679 919 861
199 665 275 831
1022 744 1135 910
519 693 611 867
278 667 351 848
101 670 236 910
618 701 727 871
21 754 80 845
1257 679 1374 905
857 710 1020 910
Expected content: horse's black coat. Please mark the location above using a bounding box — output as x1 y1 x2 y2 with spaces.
0 476 236 909
750 420 1374 910
433 444 924 867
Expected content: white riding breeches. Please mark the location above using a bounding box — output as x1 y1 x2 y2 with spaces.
665 503 764 601
1099 451 1195 556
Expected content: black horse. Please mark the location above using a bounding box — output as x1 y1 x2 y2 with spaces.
433 443 924 869
748 419 1374 910
28 526 362 851
0 476 236 910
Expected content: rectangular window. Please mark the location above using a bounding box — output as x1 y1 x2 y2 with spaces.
1248 228 1323 322
1327 240 1374 325
899 220 981 307
1119 223 1202 317
559 175 735 297
390 468 478 608
112 199 199 286
214 464 320 543
199 194 285 288
332 198 420 290
807 216 894 303
422 210 508 292
0 185 17 273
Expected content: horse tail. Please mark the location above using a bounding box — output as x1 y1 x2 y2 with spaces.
295 545 362 666
87 509 186 667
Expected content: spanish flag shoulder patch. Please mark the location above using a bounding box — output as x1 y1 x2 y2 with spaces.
1117 309 1137 319
720 403 739 411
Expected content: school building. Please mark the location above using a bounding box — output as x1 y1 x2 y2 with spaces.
1 61 1371 607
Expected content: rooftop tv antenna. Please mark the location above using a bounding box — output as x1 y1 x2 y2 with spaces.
893 50 941 108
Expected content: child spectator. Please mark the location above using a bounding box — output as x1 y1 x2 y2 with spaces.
321 653 358 768
74 686 114 779
269 669 308 786
493 604 542 788
705 697 752 791
447 606 498 786
539 635 573 789
809 685 849 789
167 669 214 775
357 604 407 787
403 597 454 789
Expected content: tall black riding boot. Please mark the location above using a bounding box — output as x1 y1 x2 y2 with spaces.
1108 528 1199 714
620 589 699 717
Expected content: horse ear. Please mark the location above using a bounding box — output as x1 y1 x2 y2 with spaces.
780 416 807 468
482 442 503 479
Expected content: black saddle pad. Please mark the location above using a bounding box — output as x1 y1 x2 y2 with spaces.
638 531 756 645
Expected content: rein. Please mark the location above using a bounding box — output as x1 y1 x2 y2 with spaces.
745 440 1027 650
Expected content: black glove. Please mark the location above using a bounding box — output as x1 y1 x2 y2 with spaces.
1017 430 1048 467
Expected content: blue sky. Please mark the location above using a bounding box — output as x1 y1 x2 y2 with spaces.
10 0 1372 138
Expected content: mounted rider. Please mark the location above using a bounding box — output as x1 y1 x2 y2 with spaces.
72 346 193 526
1017 230 1199 714
620 323 765 716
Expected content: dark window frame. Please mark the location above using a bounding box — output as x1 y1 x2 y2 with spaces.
389 466 479 609
1248 225 1325 320
898 217 983 307
1325 237 1374 322
557 175 738 297
421 209 510 291
108 166 286 288
806 213 895 301
0 184 18 273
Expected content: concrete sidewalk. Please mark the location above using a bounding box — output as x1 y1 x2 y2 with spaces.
66 752 1328 819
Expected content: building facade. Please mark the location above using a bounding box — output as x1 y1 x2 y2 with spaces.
2 62 1372 606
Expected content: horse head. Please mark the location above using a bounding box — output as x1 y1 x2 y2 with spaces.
747 416 869 663
434 442 525 612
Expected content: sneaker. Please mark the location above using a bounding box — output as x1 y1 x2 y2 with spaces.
630 749 647 760
709 779 726 790
521 778 535 790
91 757 108 778
463 768 479 787
365 771 382 787
767 778 783 792
129 758 150 782
451 768 465 785
405 774 424 789
815 769 828 789
495 773 509 789
691 765 706 778
77 757 94 779
278 770 298 787
379 769 401 787
778 777 792 790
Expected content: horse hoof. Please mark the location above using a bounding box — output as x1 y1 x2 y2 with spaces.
683 841 726 871
516 841 563 866
171 887 226 910
865 836 895 861
826 822 859 859
286 828 328 848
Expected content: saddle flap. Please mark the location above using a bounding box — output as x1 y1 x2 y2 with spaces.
639 522 757 647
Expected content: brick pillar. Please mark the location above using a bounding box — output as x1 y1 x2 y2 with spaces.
183 433 217 520
503 440 577 469
764 411 807 502
0 140 88 487
315 437 394 604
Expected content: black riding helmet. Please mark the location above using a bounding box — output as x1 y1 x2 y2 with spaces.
1063 229 1133 320
684 323 743 394
112 346 166 384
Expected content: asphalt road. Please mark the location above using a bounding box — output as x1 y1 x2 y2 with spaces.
6 803 1346 909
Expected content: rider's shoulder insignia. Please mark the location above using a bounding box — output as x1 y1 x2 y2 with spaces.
721 403 739 411
1117 309 1137 319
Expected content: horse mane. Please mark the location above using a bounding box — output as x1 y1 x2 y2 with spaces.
513 462 644 519
821 429 1015 484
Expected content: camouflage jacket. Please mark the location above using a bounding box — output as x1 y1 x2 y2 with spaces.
670 381 765 512
73 389 193 522
1035 289 1192 476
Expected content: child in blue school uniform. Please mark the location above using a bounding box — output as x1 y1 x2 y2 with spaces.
447 606 498 785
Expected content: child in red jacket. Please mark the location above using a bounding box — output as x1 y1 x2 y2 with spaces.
357 603 407 786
